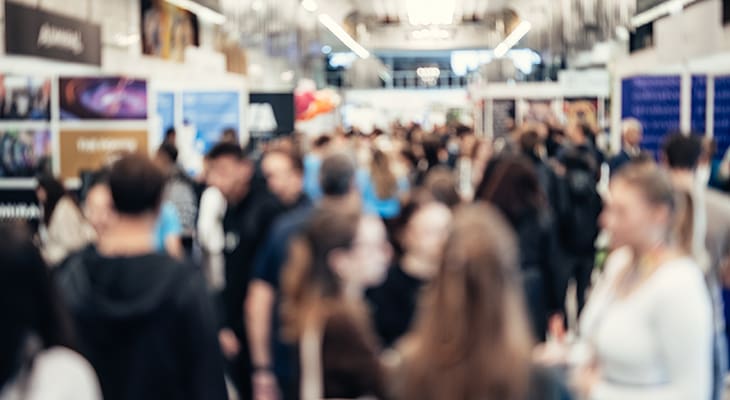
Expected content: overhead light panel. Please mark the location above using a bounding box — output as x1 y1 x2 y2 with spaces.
494 21 531 58
318 14 370 59
301 0 318 12
165 0 226 25
406 0 455 25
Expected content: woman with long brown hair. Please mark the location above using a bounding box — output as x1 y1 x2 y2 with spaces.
281 207 392 400
368 190 452 347
571 163 712 399
358 149 409 219
475 156 562 341
391 204 545 400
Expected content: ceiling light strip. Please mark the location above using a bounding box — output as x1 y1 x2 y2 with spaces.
318 14 370 59
494 21 532 58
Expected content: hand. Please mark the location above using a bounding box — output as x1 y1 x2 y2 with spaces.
218 328 240 359
253 369 280 400
548 313 567 343
571 364 601 399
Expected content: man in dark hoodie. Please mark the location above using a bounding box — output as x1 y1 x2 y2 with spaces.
55 153 228 400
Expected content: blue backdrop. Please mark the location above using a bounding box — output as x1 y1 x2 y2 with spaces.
621 76 681 156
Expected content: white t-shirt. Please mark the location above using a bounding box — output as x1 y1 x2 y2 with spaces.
578 248 713 400
0 347 101 400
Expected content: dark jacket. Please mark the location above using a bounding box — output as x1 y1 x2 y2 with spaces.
557 145 602 255
55 246 228 400
367 264 427 348
514 210 562 341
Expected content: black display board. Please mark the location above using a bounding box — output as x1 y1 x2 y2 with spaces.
249 92 295 136
5 2 101 65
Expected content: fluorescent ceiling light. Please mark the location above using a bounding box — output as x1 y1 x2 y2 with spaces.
406 0 455 25
630 0 698 27
318 14 370 59
165 0 226 25
494 21 531 58
301 0 318 12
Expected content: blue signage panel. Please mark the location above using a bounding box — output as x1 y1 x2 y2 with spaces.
691 75 707 135
714 76 730 161
157 91 175 139
182 91 240 154
621 76 681 156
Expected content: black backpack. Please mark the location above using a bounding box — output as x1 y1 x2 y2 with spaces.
559 150 602 253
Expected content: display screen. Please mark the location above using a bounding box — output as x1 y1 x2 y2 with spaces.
0 129 51 178
0 74 51 121
60 77 148 120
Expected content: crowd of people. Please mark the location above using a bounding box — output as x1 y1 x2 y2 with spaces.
2 115 730 400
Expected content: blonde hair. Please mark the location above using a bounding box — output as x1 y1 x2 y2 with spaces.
613 163 694 254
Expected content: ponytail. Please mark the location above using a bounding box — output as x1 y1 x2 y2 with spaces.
371 149 398 199
672 190 694 255
281 237 315 343
280 208 361 342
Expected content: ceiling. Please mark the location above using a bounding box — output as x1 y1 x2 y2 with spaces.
215 0 637 65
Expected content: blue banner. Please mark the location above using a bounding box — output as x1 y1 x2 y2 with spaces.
157 92 175 140
691 76 707 135
182 91 240 154
714 76 730 161
621 76 681 156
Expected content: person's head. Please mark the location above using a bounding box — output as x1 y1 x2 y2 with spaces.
0 222 73 388
371 149 398 200
603 163 693 254
36 174 66 226
422 134 445 169
566 121 588 146
109 153 165 224
662 133 702 171
262 149 304 206
163 127 176 145
396 190 452 270
206 142 253 203
311 135 332 155
399 204 531 400
423 167 461 209
622 118 643 148
83 169 115 236
519 130 542 158
220 128 238 144
319 152 356 198
154 143 178 174
475 156 545 224
282 209 392 340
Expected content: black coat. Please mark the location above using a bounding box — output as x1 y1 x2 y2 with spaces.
513 210 563 341
55 246 228 400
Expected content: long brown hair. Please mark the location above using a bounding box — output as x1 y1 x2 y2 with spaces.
280 207 361 342
613 163 694 254
396 204 533 400
475 156 545 224
371 149 398 199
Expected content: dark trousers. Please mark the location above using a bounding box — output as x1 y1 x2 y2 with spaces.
225 342 252 400
561 253 595 318
523 268 547 341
